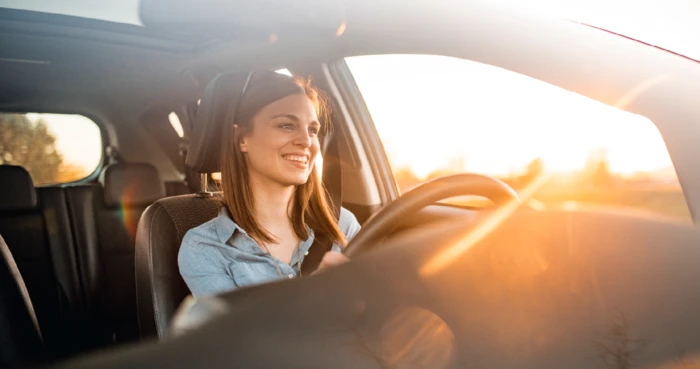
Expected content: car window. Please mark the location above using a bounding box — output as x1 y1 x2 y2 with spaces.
345 54 690 221
0 112 102 185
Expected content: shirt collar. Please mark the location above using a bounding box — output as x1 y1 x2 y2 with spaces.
214 206 316 246
215 207 247 244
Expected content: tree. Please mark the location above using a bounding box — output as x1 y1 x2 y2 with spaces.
584 148 613 187
525 158 544 181
593 311 650 369
394 167 421 192
0 114 65 185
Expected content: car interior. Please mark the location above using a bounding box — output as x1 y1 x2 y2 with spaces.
2 1 700 368
0 6 388 367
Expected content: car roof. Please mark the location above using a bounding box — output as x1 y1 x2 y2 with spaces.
0 0 141 25
0 7 215 115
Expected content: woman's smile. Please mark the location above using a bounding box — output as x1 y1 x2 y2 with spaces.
282 153 310 169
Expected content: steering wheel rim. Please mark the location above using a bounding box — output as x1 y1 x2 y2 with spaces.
343 173 519 258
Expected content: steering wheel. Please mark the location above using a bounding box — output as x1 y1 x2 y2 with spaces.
343 173 519 258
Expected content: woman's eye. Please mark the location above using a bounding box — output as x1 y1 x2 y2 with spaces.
309 127 320 135
279 123 294 130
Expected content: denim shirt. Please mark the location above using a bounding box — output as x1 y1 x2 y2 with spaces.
178 207 361 297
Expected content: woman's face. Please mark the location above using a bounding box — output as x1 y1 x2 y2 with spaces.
239 93 321 188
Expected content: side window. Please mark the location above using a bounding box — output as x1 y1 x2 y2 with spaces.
346 54 690 221
0 113 102 185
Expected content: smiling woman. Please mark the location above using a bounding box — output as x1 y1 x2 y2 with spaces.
178 71 360 298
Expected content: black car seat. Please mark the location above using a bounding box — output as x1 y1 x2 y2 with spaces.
0 165 86 359
0 232 45 368
134 73 245 339
65 162 164 346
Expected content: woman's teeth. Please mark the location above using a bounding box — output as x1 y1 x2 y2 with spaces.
283 155 308 163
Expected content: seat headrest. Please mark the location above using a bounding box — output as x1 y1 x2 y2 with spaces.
0 165 37 211
186 72 250 174
100 163 164 208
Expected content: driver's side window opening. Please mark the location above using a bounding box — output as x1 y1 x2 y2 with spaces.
346 54 690 221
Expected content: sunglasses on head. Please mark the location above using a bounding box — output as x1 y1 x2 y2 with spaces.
232 70 292 126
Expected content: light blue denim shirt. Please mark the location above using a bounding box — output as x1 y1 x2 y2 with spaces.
178 207 361 297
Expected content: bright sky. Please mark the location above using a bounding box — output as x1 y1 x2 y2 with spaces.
346 54 673 178
342 0 700 180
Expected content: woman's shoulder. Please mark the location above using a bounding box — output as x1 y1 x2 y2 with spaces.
338 207 358 225
178 217 221 266
181 217 219 249
338 207 361 240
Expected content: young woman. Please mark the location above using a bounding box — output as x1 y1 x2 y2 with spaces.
179 71 360 297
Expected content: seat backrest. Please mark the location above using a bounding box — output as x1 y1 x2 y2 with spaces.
135 194 222 339
0 232 45 369
66 163 164 345
0 165 85 359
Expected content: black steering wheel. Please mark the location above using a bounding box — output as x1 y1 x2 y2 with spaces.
343 173 519 258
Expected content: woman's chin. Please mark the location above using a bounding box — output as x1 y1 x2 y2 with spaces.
280 175 310 187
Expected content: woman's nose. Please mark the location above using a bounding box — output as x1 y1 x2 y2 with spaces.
293 130 313 147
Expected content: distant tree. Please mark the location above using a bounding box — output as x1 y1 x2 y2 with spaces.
584 148 613 187
394 167 421 192
425 168 454 182
54 163 89 184
525 158 544 180
515 157 545 189
592 311 649 369
0 114 66 185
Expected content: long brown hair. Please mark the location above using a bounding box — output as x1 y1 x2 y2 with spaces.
219 71 346 246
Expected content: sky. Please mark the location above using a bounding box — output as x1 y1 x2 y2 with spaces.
346 55 673 178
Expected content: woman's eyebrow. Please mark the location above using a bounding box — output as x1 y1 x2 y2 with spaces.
271 114 300 121
271 114 320 126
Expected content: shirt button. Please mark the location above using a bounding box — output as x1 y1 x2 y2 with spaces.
288 274 294 279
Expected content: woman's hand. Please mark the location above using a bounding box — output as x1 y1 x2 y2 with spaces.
313 251 350 274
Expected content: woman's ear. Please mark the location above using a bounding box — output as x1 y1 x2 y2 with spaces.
234 124 248 153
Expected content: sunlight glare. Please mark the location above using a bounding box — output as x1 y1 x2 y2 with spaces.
420 170 550 276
